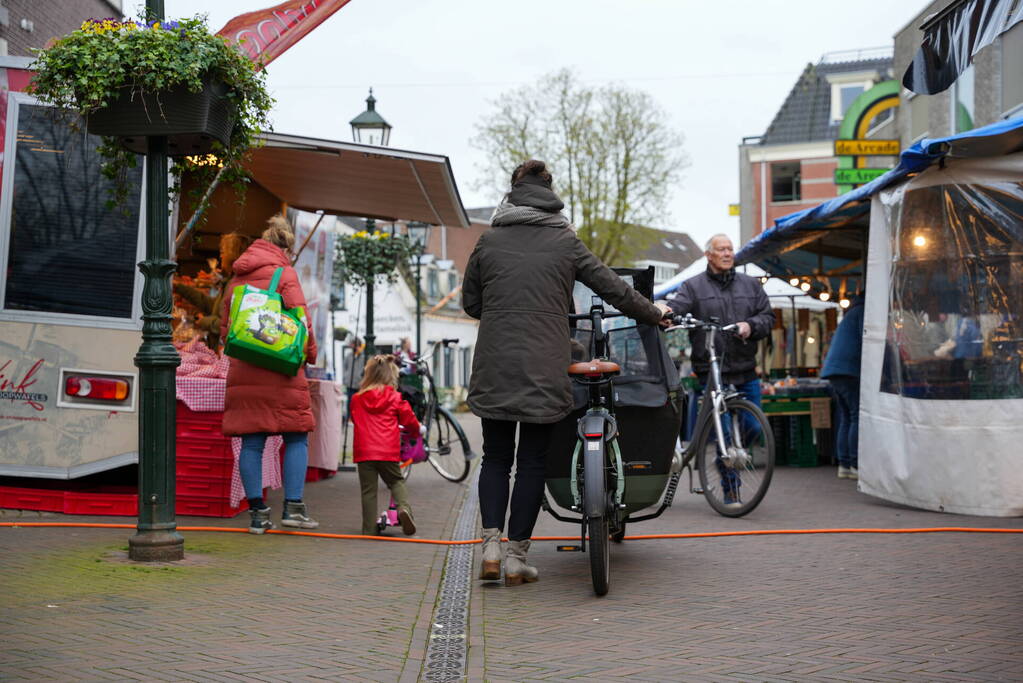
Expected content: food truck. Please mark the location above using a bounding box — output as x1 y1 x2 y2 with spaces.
0 56 469 513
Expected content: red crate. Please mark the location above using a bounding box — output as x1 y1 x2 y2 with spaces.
176 435 233 461
64 487 138 516
176 403 230 442
176 496 247 518
176 455 234 480
0 485 65 512
175 476 232 499
305 467 336 482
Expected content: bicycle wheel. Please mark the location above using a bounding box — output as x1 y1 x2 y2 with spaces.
426 407 471 482
588 514 610 596
696 397 774 517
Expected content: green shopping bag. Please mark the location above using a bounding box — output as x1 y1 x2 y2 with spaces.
223 267 308 376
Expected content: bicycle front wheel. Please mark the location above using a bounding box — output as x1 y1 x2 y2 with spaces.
426 407 471 483
696 397 774 517
588 514 610 596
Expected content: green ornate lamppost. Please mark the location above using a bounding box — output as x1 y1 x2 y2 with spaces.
128 0 183 562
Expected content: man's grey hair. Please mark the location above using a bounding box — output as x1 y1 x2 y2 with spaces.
704 233 733 252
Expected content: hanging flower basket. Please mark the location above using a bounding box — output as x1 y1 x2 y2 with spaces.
86 75 235 156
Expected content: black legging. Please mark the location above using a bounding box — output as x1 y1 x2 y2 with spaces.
478 418 554 541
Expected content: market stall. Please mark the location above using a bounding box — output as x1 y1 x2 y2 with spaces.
737 118 1023 516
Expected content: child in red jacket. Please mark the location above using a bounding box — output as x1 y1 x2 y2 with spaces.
351 355 422 535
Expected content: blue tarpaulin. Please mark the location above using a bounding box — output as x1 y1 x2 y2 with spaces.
736 116 1023 275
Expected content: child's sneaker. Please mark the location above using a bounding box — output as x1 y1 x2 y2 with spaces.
249 506 273 534
281 501 319 529
397 507 416 535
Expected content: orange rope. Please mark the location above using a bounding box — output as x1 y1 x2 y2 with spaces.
1 522 1020 544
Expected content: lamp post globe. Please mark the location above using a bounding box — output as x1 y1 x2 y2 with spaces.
349 88 392 146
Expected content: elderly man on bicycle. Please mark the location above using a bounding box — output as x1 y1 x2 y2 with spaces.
665 233 774 506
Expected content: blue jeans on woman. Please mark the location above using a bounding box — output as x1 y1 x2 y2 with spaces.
828 375 859 469
239 432 309 502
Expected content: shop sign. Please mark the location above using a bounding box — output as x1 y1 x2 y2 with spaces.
834 139 900 156
834 168 888 185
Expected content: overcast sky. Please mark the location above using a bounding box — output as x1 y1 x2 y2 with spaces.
166 0 925 249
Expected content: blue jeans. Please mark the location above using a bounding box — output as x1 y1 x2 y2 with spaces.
687 379 763 497
829 376 859 469
240 432 309 502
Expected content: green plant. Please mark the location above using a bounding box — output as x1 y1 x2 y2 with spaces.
27 15 274 208
336 229 419 288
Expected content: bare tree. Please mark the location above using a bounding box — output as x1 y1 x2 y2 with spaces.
471 69 689 262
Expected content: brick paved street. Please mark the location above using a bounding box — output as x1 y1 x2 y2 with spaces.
2 414 1022 682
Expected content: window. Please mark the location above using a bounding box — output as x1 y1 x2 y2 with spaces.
909 91 929 141
446 271 460 308
1002 22 1023 117
952 64 975 133
443 345 454 387
880 183 1023 400
460 347 472 386
770 162 801 202
1 100 143 320
829 78 874 122
838 84 865 119
654 264 677 283
427 268 440 299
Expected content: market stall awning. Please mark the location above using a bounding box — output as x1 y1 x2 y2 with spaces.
243 132 470 227
736 116 1023 285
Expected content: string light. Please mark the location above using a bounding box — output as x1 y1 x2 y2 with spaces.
839 297 851 309
819 291 831 301
789 277 800 287
913 234 927 247
799 281 811 292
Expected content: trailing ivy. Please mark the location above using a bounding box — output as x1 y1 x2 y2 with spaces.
27 15 273 210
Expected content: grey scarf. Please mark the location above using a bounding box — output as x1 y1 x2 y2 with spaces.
490 199 571 229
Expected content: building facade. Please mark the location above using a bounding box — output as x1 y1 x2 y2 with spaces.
894 0 1023 146
0 0 123 57
739 50 895 245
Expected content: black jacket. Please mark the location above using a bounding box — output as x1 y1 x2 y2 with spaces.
666 268 773 385
462 184 662 424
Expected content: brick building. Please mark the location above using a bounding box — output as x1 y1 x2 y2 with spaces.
0 1 124 57
737 50 894 245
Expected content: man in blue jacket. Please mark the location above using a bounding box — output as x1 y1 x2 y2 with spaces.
821 294 865 479
667 234 774 506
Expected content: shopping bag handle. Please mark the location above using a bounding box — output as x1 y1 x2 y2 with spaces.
269 267 284 294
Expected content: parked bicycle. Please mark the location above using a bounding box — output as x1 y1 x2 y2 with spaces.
397 338 475 483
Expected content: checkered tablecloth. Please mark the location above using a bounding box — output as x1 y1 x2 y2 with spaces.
174 346 282 506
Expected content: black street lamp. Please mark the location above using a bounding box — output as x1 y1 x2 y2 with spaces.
406 221 433 357
349 88 392 146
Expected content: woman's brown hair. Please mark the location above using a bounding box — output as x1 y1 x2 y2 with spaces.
262 214 296 253
358 354 399 393
511 159 553 188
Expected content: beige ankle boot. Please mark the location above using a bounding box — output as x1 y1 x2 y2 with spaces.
505 539 538 586
479 528 503 580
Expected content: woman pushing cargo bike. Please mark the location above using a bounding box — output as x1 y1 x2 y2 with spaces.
462 160 773 596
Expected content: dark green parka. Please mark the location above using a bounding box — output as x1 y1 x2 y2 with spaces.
462 179 663 424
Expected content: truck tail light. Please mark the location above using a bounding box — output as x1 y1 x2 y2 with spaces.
65 376 129 401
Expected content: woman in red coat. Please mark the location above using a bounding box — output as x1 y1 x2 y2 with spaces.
220 215 319 534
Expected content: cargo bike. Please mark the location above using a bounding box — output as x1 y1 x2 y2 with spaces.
542 268 774 595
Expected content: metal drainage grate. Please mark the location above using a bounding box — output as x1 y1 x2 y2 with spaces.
422 472 478 682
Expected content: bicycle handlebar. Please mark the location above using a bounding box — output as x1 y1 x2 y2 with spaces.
568 311 625 321
666 313 739 333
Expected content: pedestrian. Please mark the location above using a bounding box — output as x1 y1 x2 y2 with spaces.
342 337 366 419
351 354 422 536
220 214 320 534
665 234 774 507
821 293 865 480
462 159 670 586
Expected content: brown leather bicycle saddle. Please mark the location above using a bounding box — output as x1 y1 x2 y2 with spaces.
567 359 621 376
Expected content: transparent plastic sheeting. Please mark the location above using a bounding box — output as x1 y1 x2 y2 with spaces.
859 153 1023 517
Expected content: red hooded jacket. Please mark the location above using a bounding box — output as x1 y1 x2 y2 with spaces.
219 239 318 436
351 385 421 462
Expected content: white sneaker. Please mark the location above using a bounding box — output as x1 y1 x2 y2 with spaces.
849 467 859 480
837 466 852 479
